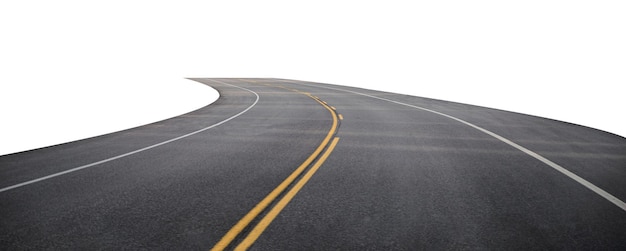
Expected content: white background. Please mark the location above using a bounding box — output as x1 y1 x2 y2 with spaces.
1 0 625 155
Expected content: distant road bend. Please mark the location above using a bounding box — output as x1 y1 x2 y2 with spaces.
1 78 625 250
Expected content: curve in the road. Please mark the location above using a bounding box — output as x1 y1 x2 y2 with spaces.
1 78 624 250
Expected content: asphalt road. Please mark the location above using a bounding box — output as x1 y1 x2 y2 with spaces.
1 78 625 250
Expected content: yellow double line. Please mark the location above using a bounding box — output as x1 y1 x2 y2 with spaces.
211 86 341 251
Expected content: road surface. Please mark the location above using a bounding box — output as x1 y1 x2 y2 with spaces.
1 78 625 250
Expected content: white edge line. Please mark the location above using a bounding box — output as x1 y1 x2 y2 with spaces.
0 80 259 193
283 80 626 211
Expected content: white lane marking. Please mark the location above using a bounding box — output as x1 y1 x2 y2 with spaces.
285 80 626 211
0 80 259 193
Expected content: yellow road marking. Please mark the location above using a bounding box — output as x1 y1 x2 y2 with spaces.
211 85 339 251
339 114 344 120
235 137 341 250
330 106 336 110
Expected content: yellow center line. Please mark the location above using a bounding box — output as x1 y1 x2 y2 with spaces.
211 85 340 251
235 137 341 251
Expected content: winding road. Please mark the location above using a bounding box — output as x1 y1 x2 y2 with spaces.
1 78 625 249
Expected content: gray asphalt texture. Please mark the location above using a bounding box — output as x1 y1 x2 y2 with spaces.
1 78 625 250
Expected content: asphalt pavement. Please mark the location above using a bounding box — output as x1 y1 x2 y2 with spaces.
1 78 625 250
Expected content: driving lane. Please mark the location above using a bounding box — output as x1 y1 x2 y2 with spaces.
250 79 626 250
0 79 336 249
